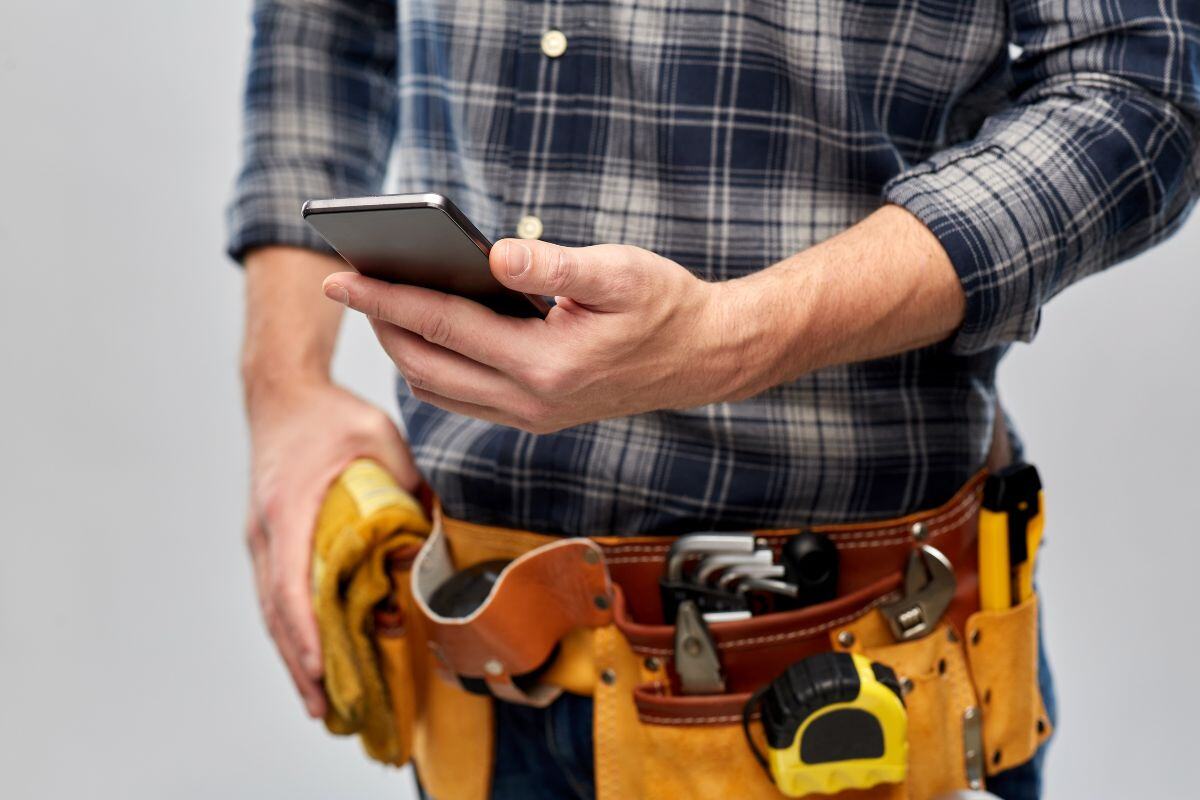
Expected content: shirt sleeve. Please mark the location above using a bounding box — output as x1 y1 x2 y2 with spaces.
226 0 398 263
883 0 1200 355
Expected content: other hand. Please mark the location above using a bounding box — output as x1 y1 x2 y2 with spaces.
244 379 421 717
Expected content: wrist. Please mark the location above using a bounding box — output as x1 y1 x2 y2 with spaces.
241 360 330 414
703 269 812 401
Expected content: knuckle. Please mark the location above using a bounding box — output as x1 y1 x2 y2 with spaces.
517 399 559 434
416 298 454 348
399 352 432 391
521 353 581 396
542 248 573 294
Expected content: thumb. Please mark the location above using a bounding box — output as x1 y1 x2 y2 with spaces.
491 239 645 309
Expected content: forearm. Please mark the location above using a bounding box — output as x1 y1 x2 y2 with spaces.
720 205 964 397
241 246 346 409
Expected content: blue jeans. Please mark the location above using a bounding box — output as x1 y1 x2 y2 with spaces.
419 630 1057 800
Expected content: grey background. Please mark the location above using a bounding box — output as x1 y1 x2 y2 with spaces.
1 2 1196 798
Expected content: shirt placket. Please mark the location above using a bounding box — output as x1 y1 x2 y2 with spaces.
507 0 578 244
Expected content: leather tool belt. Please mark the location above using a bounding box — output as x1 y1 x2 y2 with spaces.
370 470 1052 800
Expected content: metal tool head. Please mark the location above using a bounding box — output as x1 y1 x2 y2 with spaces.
665 533 756 582
733 576 800 598
694 549 774 586
880 544 956 641
715 563 785 591
673 600 726 694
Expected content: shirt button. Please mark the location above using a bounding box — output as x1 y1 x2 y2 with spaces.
516 215 543 240
540 29 568 59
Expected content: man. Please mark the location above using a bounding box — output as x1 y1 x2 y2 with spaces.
229 1 1199 798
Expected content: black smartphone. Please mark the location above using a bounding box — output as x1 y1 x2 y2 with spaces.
302 193 550 318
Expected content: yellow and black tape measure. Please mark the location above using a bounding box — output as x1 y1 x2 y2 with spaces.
743 652 908 797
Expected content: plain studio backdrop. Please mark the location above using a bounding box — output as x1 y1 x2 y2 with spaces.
1 2 1196 798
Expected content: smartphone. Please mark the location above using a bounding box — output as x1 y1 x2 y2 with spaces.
302 193 550 317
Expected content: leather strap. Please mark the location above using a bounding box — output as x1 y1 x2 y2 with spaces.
411 520 614 706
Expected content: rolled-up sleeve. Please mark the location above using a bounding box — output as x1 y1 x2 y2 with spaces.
884 0 1200 355
226 0 398 263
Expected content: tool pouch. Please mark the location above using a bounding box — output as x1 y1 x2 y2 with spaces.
587 476 1052 800
409 523 614 705
369 475 1051 800
964 594 1052 776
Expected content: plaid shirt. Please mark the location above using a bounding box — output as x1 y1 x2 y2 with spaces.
229 0 1199 535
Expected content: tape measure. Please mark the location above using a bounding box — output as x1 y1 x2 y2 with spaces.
743 652 908 797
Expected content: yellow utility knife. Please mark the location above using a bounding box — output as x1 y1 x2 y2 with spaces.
978 463 1044 611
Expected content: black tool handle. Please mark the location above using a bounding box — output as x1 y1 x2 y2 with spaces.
780 532 839 608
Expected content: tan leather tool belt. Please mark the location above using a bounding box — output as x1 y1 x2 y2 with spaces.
380 471 1052 800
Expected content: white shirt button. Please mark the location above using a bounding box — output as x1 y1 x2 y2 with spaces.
540 29 568 59
516 215 544 240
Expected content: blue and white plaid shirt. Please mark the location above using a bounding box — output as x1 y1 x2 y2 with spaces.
229 0 1199 535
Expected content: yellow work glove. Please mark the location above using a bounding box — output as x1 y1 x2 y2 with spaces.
311 458 431 764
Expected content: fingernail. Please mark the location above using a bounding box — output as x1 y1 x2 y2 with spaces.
505 242 531 278
324 282 349 304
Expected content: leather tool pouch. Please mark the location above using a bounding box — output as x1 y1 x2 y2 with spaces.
375 478 1052 800
589 510 1053 800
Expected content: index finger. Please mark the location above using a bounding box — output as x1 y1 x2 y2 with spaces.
324 273 544 373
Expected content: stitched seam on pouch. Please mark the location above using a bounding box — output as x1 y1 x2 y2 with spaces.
601 490 979 558
630 593 899 656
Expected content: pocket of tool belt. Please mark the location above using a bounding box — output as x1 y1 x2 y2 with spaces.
606 586 1050 798
372 544 423 766
963 593 1052 775
606 581 912 800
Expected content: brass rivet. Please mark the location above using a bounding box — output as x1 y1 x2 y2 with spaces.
643 657 662 672
970 629 982 646
900 676 915 695
600 668 617 686
836 630 856 648
911 522 929 541
484 659 504 676
594 594 610 611
683 637 702 657
582 549 600 565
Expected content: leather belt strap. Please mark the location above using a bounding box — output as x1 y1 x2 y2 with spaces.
411 520 614 706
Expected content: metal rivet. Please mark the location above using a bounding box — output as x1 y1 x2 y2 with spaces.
992 749 1002 766
969 780 983 791
900 676 915 695
594 594 610 611
582 549 600 565
970 629 982 646
683 636 702 657
1037 719 1047 735
600 668 617 686
836 630 856 648
911 522 929 541
643 657 661 672
484 659 504 676
937 658 947 676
